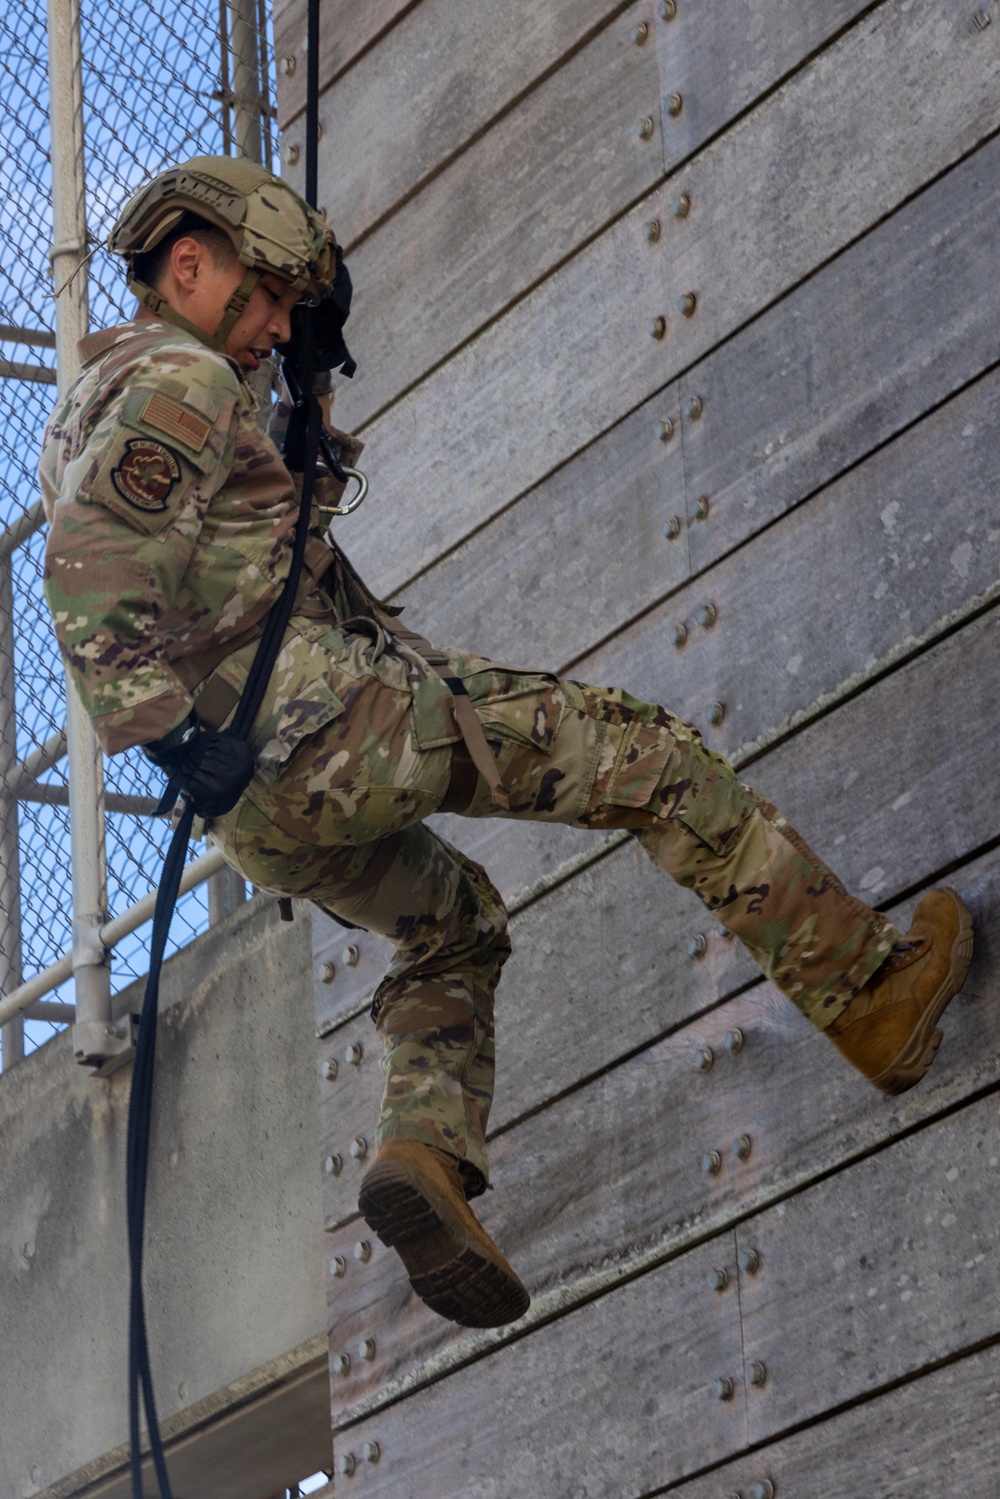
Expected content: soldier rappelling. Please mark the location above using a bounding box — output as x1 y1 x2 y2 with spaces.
39 154 973 1337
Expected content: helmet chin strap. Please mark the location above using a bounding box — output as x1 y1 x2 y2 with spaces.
129 265 263 356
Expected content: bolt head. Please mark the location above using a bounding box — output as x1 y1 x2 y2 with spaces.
684 394 704 420
643 217 661 243
332 1353 351 1376
282 141 301 166
324 1153 342 1176
678 291 697 317
659 0 677 17
701 1150 722 1176
362 1441 381 1464
337 1450 356 1475
688 932 707 958
712 1376 734 1401
648 314 667 340
349 1136 368 1160
663 515 681 540
751 1483 775 1499
322 1058 338 1080
739 1246 761 1275
696 601 717 628
320 961 336 983
694 1045 714 1073
631 20 649 44
670 622 687 647
707 1266 729 1292
666 92 683 117
733 1134 752 1161
694 495 711 521
724 1028 745 1054
345 1041 363 1065
330 1255 347 1278
343 944 360 966
636 115 655 140
22 1241 35 1261
746 1360 767 1387
706 701 725 727
278 55 296 76
354 1239 372 1262
671 191 691 218
359 1337 377 1361
656 417 674 442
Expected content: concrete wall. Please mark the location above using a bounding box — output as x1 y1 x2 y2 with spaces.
274 0 1000 1493
0 897 331 1499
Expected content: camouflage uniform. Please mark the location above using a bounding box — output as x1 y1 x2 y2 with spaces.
40 319 900 1196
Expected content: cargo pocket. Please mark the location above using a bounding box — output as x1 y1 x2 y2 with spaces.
606 718 757 856
463 667 566 754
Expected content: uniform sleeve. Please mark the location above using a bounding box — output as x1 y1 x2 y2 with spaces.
43 349 240 753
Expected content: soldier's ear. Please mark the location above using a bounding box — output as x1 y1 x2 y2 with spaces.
169 236 207 293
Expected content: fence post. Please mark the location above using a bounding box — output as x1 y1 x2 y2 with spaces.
0 555 24 1070
229 0 264 163
47 0 126 1070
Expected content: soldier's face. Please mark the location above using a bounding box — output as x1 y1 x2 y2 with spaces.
221 272 303 373
165 239 301 371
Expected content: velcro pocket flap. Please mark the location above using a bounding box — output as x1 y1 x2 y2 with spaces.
464 667 565 754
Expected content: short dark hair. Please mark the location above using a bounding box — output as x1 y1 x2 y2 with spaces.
131 211 239 289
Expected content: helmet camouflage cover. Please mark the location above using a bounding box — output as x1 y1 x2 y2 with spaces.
108 155 336 304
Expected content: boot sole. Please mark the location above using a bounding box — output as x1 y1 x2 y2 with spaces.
871 887 975 1095
358 1161 530 1329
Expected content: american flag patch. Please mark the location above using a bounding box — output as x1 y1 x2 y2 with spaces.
140 392 212 453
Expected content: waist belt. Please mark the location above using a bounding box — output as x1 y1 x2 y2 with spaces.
172 584 510 810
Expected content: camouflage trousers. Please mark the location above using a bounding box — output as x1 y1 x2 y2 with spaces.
212 642 899 1194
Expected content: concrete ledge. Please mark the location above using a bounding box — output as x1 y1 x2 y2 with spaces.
0 897 332 1499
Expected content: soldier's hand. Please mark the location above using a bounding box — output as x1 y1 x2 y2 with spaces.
143 715 257 819
275 245 356 382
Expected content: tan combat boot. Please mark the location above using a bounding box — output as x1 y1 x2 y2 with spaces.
358 1140 530 1328
826 887 974 1094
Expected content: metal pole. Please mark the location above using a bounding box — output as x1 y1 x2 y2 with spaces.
207 865 246 925
225 0 275 424
0 848 228 1030
47 0 122 1070
228 0 263 163
256 0 274 169
0 556 25 1070
218 0 234 155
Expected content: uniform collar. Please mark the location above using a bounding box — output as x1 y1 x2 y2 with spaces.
75 318 246 381
76 325 132 367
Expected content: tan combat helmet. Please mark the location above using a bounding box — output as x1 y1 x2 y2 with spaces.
107 155 336 350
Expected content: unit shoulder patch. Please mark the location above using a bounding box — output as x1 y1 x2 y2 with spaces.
139 391 212 453
111 438 181 513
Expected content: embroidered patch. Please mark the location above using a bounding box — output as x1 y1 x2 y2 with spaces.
139 391 212 452
111 438 181 512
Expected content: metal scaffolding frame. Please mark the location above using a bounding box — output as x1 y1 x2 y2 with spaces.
0 0 275 1071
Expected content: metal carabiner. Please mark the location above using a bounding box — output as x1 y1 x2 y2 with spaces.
323 465 369 516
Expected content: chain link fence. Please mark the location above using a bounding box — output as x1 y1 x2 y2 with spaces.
0 0 278 1063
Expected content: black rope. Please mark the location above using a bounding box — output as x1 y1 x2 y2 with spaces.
125 0 323 1489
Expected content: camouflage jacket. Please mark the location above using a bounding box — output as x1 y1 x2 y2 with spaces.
38 317 392 774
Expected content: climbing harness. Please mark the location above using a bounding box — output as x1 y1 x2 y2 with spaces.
124 2 331 1492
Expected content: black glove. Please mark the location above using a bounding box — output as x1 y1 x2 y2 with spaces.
275 244 357 383
143 713 256 819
